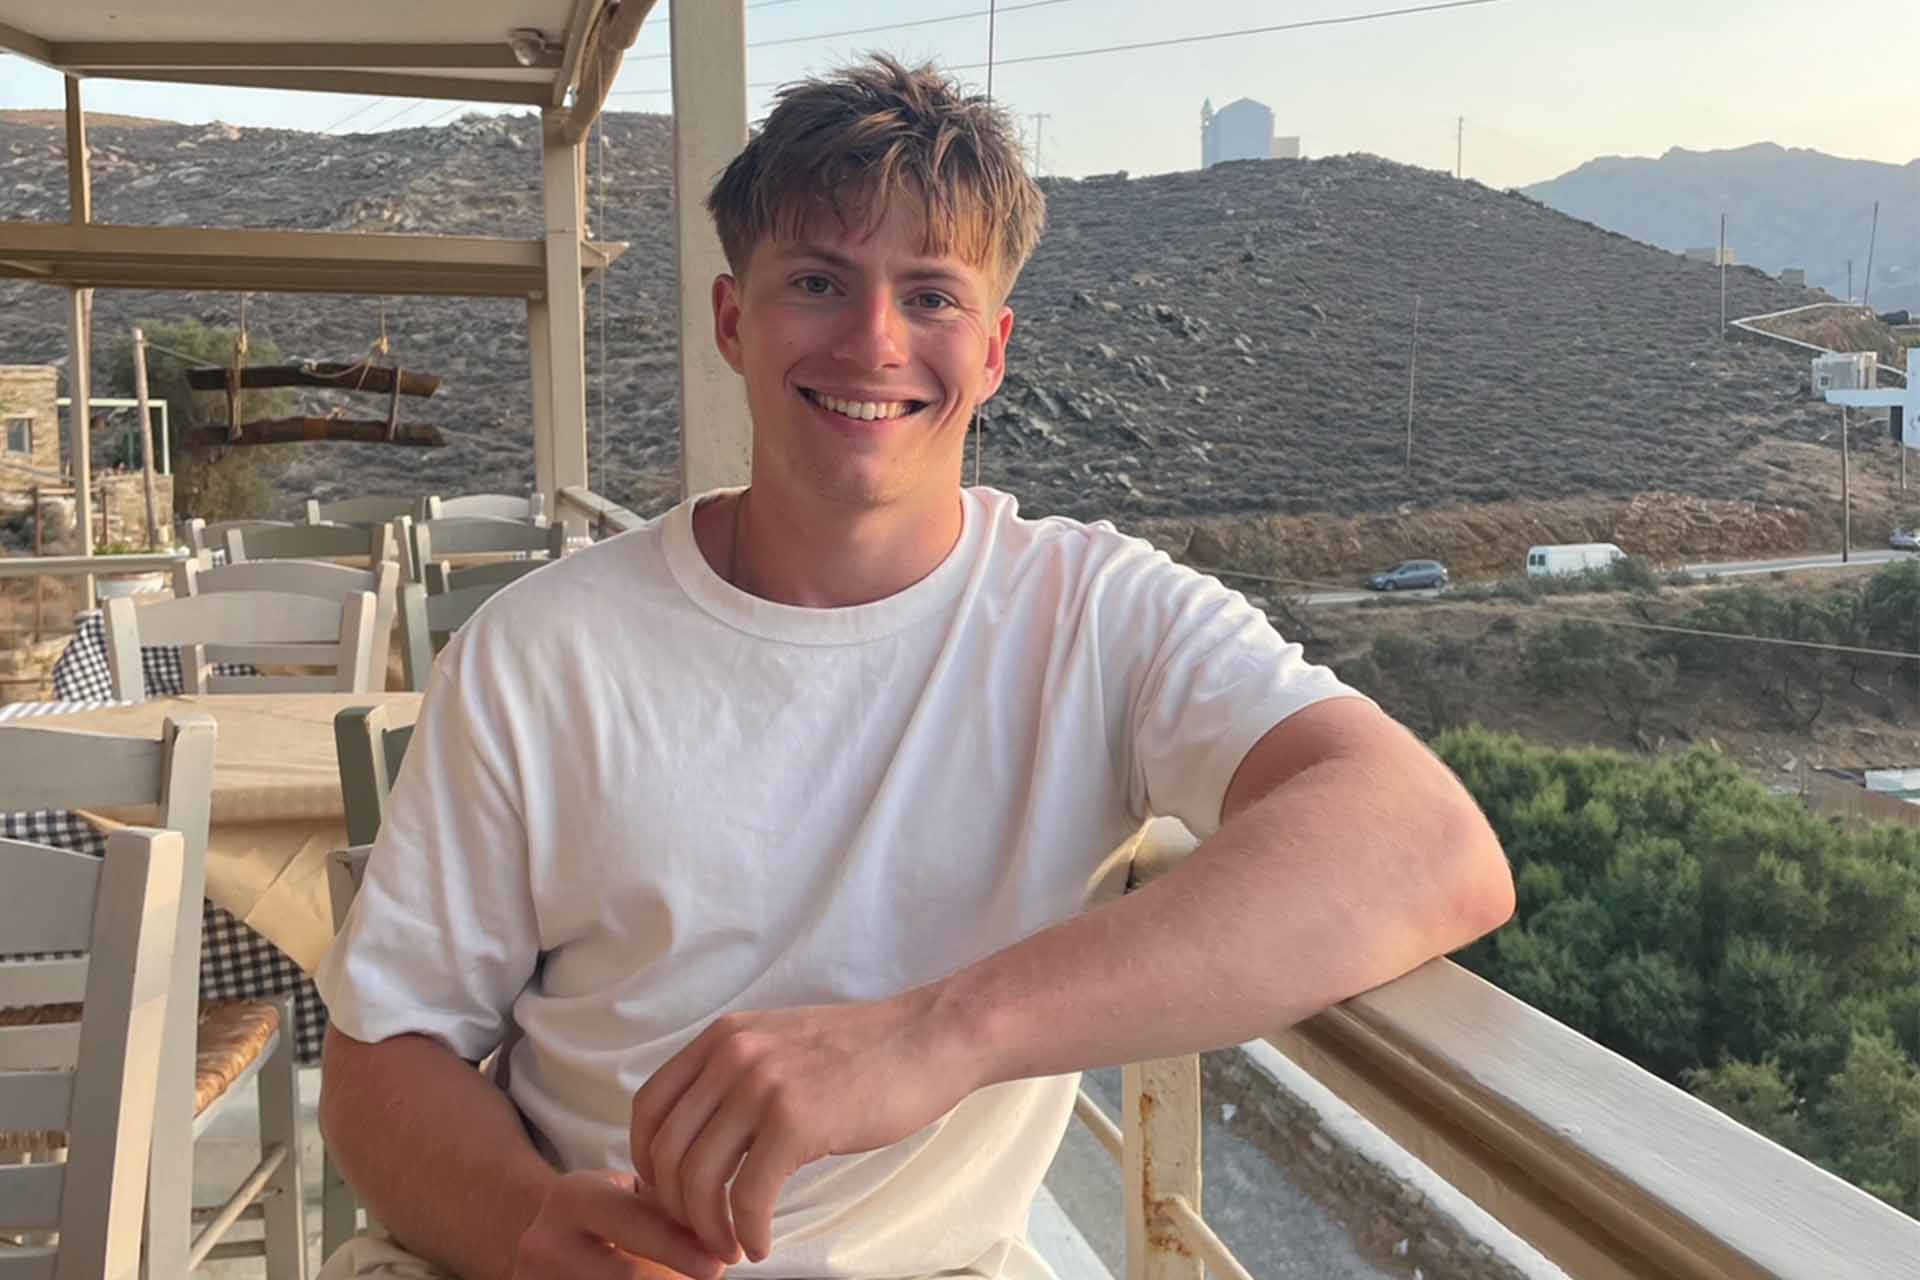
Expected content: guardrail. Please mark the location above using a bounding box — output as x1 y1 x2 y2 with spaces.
556 485 645 537
0 553 189 578
1126 819 1920 1280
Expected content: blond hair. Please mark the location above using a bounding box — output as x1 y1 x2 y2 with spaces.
706 55 1046 300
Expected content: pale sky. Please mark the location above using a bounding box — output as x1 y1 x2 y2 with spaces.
3 0 1916 189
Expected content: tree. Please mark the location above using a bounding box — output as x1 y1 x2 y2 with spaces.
104 319 297 523
1685 1059 1812 1157
1522 620 1674 747
1814 1032 1920 1213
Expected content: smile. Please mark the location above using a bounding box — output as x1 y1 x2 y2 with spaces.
801 387 928 422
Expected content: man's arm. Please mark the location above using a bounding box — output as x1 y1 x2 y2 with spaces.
321 1027 725 1280
630 697 1514 1261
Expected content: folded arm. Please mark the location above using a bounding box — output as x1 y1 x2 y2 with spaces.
632 695 1515 1260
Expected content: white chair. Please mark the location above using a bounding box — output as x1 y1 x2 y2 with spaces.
103 588 378 699
421 492 547 524
318 703 414 1255
175 557 402 694
397 575 532 692
304 495 425 528
398 515 568 589
0 824 185 1279
0 715 307 1278
228 521 396 571
180 518 294 559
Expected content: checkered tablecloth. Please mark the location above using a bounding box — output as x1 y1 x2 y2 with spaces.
2 620 326 1063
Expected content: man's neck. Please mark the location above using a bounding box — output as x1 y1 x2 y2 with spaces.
701 485 965 609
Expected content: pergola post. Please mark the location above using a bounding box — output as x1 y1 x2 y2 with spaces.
527 293 557 503
64 74 95 608
537 109 590 518
670 0 750 497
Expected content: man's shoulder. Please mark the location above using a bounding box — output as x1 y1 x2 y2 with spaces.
974 487 1197 593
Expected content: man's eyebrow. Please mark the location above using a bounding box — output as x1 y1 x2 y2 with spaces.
778 242 980 292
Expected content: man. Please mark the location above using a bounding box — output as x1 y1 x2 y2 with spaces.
317 56 1514 1280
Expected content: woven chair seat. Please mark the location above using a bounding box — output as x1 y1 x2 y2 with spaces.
0 998 282 1155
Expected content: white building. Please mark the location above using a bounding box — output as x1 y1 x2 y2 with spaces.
1202 97 1277 168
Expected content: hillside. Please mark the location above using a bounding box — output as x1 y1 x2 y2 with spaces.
1525 143 1920 309
0 111 1874 529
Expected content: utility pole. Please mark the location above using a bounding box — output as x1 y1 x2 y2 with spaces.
131 327 160 549
1405 294 1421 477
1719 212 1728 335
1865 200 1881 309
1848 258 1855 302
1842 405 1853 563
1455 116 1463 180
1027 112 1051 178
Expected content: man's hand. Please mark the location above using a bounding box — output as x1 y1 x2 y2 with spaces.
629 989 981 1264
512 1170 729 1280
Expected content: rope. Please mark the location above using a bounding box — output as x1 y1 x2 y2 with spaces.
972 0 998 491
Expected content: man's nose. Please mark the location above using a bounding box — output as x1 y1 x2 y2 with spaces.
831 290 908 369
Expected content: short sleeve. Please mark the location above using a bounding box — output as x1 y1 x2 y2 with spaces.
1115 553 1367 838
314 640 541 1061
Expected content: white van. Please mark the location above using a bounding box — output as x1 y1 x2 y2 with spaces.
1525 542 1626 578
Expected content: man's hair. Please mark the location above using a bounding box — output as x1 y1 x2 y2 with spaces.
706 55 1046 300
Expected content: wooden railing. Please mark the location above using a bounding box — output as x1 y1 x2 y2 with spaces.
556 484 645 538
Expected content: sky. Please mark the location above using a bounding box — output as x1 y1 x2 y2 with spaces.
2 0 1917 190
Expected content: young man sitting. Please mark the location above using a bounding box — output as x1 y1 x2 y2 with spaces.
316 55 1514 1280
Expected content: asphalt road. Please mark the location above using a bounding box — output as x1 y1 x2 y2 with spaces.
1287 549 1918 610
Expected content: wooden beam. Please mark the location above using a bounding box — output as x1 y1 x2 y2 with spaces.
82 68 551 106
64 78 89 226
671 0 750 496
564 0 659 143
179 420 447 448
538 111 590 501
185 364 441 396
0 220 626 297
0 19 54 67
554 0 610 108
55 41 561 70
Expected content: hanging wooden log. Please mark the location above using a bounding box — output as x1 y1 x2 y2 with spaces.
179 418 448 448
186 362 442 396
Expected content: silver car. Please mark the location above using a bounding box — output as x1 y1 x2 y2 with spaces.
1366 560 1450 591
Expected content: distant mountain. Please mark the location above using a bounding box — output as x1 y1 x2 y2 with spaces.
1525 143 1920 310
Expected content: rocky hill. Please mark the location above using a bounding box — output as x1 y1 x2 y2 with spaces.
1525 143 1920 310
0 110 1871 525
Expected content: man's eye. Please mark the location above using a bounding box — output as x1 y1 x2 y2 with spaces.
796 275 834 295
912 292 954 310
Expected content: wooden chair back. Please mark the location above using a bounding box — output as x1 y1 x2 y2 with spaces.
104 589 378 699
227 521 396 570
397 572 542 691
0 825 186 1279
0 715 214 1280
305 495 423 528
422 492 547 524
180 518 292 557
175 558 401 691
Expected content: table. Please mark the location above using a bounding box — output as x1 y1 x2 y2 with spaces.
36 691 422 974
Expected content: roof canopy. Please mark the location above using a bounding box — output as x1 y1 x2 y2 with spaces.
0 1 637 115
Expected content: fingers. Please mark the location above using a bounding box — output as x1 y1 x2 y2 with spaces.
630 1030 716 1187
639 1073 735 1254
516 1171 727 1280
729 1123 803 1265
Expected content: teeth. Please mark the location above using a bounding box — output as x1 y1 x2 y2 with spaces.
808 390 915 420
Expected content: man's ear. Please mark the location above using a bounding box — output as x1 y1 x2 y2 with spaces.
979 305 1016 401
713 274 746 376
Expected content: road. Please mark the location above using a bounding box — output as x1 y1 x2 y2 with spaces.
1286 549 1917 610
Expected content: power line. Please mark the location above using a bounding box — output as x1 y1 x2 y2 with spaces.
322 97 390 134
359 99 436 133
624 0 1082 63
609 0 1513 98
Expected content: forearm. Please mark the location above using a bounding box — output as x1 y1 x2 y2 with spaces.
319 1027 558 1280
932 747 1512 1087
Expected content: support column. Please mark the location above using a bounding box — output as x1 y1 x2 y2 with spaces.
537 110 590 513
527 293 557 499
671 0 750 497
65 74 95 608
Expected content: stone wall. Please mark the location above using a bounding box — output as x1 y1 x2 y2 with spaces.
0 364 61 486
91 473 175 549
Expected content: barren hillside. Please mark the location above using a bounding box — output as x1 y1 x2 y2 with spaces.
0 110 1876 526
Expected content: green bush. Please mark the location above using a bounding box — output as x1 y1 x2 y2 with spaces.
1439 727 1920 1216
105 319 297 523
1521 620 1674 745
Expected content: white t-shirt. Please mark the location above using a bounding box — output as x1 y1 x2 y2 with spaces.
318 486 1361 1279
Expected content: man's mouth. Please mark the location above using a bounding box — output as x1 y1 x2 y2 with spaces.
801 387 929 422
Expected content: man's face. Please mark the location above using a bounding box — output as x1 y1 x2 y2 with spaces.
713 200 1015 511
